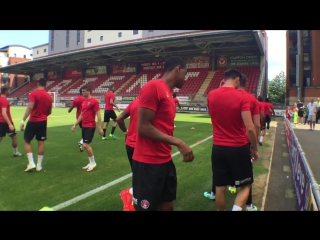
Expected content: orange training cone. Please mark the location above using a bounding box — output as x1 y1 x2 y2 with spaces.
197 140 202 143
191 127 195 130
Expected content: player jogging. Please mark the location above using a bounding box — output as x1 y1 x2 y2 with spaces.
71 85 103 172
68 87 86 152
102 86 120 140
0 85 23 157
207 69 258 211
132 56 194 211
172 92 181 128
264 98 275 135
257 96 266 146
20 78 52 172
116 98 139 211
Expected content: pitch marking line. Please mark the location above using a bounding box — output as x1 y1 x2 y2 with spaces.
51 135 213 211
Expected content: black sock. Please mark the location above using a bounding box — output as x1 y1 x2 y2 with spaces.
111 126 116 135
246 187 252 205
103 129 106 137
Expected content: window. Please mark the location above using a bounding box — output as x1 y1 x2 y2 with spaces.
66 30 70 48
37 50 39 54
44 48 47 53
133 30 138 35
304 65 311 70
23 55 26 58
51 30 54 51
100 36 103 41
77 30 80 45
118 32 122 37
148 30 154 32
87 38 91 43
88 30 91 32
303 38 309 46
303 30 308 37
304 53 309 62
14 53 16 57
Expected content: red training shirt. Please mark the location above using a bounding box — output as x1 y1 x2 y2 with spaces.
173 98 179 105
81 98 100 128
29 89 52 122
124 99 139 148
105 91 115 110
207 87 251 147
133 79 176 164
264 102 273 115
0 96 12 123
71 96 86 119
239 91 260 118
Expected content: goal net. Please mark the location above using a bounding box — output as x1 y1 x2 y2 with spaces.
48 92 64 108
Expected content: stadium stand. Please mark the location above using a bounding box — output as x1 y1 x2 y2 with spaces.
118 68 210 98
10 81 39 97
203 66 260 96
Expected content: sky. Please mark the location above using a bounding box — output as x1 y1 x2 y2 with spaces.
0 30 286 80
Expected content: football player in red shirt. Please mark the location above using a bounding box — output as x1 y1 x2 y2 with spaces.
116 98 139 211
72 85 103 172
0 85 23 157
207 69 258 211
172 92 181 128
20 78 53 172
102 86 120 140
68 87 86 152
132 56 194 211
264 98 275 135
257 96 266 146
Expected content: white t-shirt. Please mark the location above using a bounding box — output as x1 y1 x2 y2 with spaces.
307 102 318 115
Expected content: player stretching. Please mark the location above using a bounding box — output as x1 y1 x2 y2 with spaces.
172 92 181 128
0 86 23 157
207 69 258 211
116 98 139 211
102 86 120 140
71 85 103 172
68 87 86 152
132 56 194 211
20 78 52 172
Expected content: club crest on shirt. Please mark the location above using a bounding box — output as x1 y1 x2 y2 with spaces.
141 200 150 209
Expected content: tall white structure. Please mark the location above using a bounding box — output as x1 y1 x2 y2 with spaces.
48 30 200 55
32 44 49 59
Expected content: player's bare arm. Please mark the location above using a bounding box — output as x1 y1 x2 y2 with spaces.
177 102 181 109
138 107 194 162
116 111 130 133
241 110 258 161
253 114 260 138
72 113 83 131
260 109 265 126
110 99 120 112
20 102 34 131
95 110 103 135
1 107 14 131
68 106 74 113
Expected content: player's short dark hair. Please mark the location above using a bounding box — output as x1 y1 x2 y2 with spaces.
164 56 186 73
79 87 83 95
173 92 177 98
1 85 10 94
38 78 47 86
240 74 247 87
224 69 242 81
258 96 263 102
82 85 92 93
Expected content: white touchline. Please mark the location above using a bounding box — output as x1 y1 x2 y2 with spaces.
51 135 213 211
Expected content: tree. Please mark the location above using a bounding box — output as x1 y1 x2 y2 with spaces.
268 71 286 104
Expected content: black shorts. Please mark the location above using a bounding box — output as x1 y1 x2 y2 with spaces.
0 122 16 138
212 143 253 188
265 114 271 123
104 110 117 123
125 145 134 171
298 109 304 118
24 121 47 142
79 121 82 129
132 159 177 211
82 127 95 144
